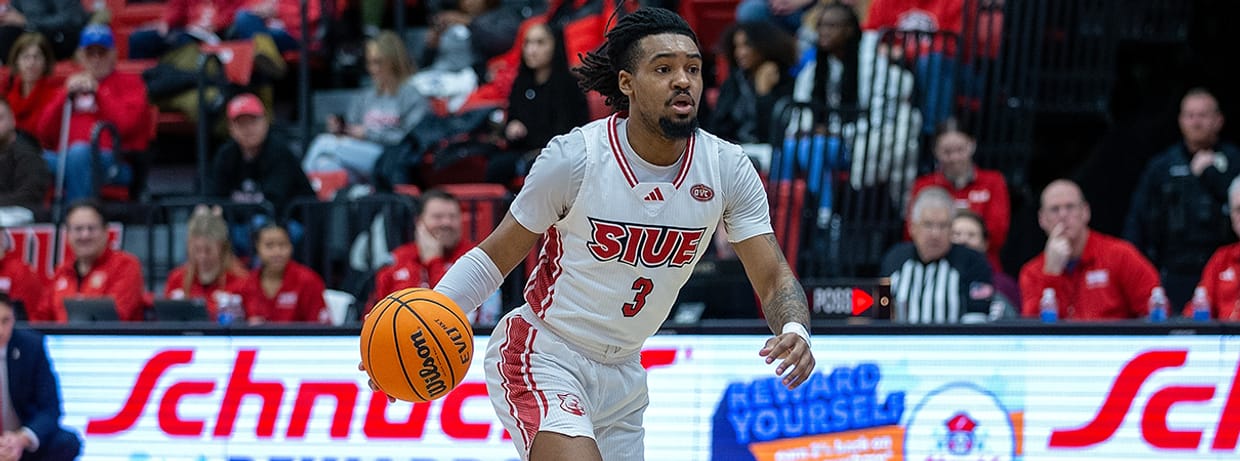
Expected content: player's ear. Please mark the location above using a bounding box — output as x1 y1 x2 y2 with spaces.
618 70 634 97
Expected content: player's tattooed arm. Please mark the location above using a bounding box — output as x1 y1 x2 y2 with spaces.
734 233 815 389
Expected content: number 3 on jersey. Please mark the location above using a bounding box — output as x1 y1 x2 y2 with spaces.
623 277 655 316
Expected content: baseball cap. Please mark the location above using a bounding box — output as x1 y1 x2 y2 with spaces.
227 94 265 120
78 24 115 50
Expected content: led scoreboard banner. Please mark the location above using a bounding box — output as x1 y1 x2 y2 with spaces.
41 326 1240 460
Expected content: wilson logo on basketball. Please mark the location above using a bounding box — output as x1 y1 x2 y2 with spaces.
410 330 449 397
586 218 706 268
690 184 714 202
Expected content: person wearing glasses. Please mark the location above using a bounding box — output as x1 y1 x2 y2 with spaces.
1020 179 1160 321
40 199 145 322
881 186 992 324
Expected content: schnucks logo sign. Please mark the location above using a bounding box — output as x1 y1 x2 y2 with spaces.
47 334 1240 460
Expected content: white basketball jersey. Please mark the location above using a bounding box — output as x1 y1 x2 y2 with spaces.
514 114 772 356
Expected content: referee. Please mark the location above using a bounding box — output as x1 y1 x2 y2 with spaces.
882 187 994 323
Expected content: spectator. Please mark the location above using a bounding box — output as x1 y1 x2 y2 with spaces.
1 32 61 137
485 22 589 186
881 186 992 323
230 0 322 54
1019 179 1161 321
302 31 428 187
709 21 798 145
863 0 963 136
37 24 148 203
42 199 146 322
205 93 315 215
951 209 1017 318
236 222 328 324
0 293 83 461
127 0 245 60
1124 88 1240 310
909 118 1009 268
0 0 88 62
370 190 493 322
0 100 48 215
163 205 248 321
1186 176 1240 320
0 230 43 320
789 2 920 210
735 0 816 34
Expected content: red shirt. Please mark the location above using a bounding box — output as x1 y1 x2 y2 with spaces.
2 75 63 137
1019 231 1161 320
909 168 1010 268
369 239 473 311
0 250 45 318
864 0 964 33
37 71 151 152
165 0 245 32
45 248 146 322
1187 243 1240 320
163 263 249 321
237 261 328 324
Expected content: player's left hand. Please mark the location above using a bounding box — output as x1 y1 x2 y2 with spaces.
760 333 815 390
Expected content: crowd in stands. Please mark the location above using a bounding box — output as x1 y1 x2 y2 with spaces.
0 0 1237 326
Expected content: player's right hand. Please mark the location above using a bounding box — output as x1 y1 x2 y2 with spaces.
760 333 815 390
1043 223 1071 275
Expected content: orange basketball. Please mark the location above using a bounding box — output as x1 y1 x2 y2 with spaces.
360 288 474 402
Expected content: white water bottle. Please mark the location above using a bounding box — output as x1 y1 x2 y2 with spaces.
1191 287 1211 322
1148 287 1168 323
1039 288 1058 323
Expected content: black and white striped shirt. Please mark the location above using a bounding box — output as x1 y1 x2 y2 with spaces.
881 243 993 324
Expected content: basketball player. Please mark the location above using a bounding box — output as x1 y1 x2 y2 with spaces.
371 7 814 460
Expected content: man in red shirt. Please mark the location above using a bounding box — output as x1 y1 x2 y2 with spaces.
43 199 146 322
370 189 480 318
0 229 43 319
1019 180 1160 320
37 24 150 203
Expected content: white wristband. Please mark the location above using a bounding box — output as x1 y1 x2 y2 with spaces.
781 322 811 348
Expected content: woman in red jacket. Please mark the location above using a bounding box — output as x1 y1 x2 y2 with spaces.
163 206 248 321
237 222 328 324
1 32 61 138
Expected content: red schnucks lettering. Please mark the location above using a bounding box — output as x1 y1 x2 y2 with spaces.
440 383 491 439
362 391 431 439
288 383 358 438
1141 385 1215 449
214 349 284 437
87 349 195 435
1048 350 1188 448
86 347 683 441
1212 359 1240 450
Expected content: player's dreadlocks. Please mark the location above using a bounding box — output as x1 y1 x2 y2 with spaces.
575 7 699 112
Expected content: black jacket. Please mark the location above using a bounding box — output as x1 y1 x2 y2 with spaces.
1123 141 1240 273
0 136 49 209
206 132 315 214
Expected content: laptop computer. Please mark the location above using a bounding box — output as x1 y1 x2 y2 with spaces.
64 298 120 322
153 299 210 322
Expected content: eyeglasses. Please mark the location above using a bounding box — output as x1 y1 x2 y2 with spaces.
1042 202 1083 216
68 224 103 235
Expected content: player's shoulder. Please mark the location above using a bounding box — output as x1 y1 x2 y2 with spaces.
695 128 747 161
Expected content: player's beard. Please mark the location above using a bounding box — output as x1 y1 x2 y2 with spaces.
659 116 698 139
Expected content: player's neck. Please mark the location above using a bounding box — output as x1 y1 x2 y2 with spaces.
625 119 688 167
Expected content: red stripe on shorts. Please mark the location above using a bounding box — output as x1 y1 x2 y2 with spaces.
499 315 546 450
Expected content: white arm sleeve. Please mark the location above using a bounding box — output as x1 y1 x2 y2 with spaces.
434 247 504 316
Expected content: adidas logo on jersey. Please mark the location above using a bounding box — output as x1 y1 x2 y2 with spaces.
643 187 665 202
